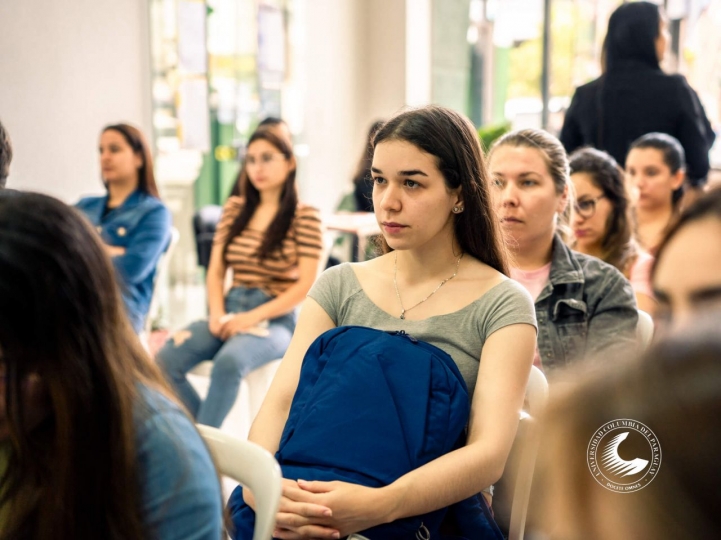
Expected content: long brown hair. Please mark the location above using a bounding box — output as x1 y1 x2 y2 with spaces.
224 129 299 261
372 105 509 275
569 147 638 274
102 123 160 198
489 129 575 243
0 192 180 539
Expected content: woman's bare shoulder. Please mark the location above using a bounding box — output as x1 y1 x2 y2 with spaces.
462 255 507 282
354 252 391 271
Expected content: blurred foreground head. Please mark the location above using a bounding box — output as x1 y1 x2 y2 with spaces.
534 318 721 539
0 191 165 538
652 187 721 332
0 191 136 361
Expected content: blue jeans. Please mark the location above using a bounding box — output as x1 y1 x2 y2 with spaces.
157 287 296 428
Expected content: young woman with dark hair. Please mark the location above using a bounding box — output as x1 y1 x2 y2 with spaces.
230 117 292 198
488 129 638 370
560 1 714 199
75 123 172 333
233 105 537 539
0 191 222 539
626 132 687 255
157 129 323 429
569 147 655 314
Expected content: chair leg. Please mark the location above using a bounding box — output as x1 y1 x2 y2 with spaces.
508 419 543 540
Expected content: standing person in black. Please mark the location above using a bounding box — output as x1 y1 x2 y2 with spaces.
560 2 715 205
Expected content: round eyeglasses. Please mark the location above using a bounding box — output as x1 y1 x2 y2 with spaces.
574 195 606 219
246 153 285 167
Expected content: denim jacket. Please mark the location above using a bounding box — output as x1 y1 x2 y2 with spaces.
76 190 171 332
535 235 638 369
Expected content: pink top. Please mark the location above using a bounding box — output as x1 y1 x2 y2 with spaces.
629 250 655 299
511 263 552 302
511 263 552 369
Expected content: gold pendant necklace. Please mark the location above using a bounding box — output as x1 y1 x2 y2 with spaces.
393 252 463 319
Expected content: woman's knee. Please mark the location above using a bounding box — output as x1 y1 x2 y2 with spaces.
210 350 245 381
212 330 289 379
156 322 215 375
155 343 183 379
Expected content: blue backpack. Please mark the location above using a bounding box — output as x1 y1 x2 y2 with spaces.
228 326 503 539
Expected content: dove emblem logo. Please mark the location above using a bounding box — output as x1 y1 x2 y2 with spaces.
601 433 649 476
587 419 661 493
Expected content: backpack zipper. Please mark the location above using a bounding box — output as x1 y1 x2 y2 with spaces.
389 329 418 343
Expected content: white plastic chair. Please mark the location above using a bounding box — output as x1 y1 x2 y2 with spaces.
508 365 549 540
636 309 654 350
197 424 282 540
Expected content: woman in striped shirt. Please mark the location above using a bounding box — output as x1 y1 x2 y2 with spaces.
157 129 323 428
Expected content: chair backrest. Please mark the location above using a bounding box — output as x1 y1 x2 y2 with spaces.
196 424 282 540
508 365 549 540
144 227 180 334
636 309 654 350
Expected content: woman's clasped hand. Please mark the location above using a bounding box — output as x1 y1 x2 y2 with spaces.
271 479 396 539
212 311 269 340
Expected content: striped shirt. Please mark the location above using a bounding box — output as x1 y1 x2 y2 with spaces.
213 196 323 296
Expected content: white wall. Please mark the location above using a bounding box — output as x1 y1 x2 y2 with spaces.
0 0 152 202
405 0 431 107
296 0 365 212
298 0 408 213
366 0 407 120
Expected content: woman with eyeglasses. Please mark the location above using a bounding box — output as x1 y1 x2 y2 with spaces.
569 147 656 315
488 129 638 370
157 129 324 429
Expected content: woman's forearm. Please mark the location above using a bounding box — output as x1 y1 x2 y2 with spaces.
244 409 284 510
206 268 226 319
247 395 292 454
250 279 313 322
381 442 504 522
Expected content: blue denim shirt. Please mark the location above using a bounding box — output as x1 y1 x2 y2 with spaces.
76 190 171 332
136 386 223 539
535 235 638 369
